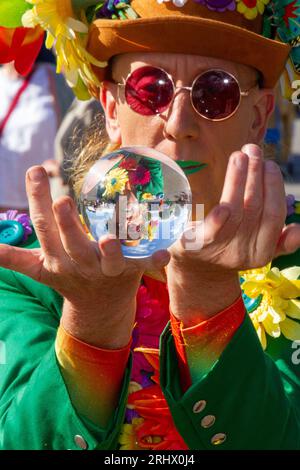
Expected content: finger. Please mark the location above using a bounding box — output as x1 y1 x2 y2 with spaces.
180 205 231 251
256 161 287 260
99 235 126 277
275 224 300 257
220 151 249 225
242 144 264 219
139 249 171 272
53 196 98 267
26 166 64 259
0 245 43 280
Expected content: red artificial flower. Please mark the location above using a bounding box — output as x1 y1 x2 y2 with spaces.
0 25 44 76
128 383 188 450
129 165 151 186
119 156 138 171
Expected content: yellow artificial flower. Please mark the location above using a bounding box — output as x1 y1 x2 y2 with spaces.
119 418 144 450
295 201 300 215
240 264 300 349
236 0 270 20
103 168 129 199
141 193 155 200
22 0 106 99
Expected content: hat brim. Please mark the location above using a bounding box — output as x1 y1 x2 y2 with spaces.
87 16 290 88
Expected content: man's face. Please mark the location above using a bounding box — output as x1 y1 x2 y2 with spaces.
102 52 273 213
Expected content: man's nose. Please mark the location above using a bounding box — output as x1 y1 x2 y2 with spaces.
163 88 200 141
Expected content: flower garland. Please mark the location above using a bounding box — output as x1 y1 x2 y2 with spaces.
156 0 271 19
21 0 107 100
0 25 44 76
119 280 188 450
0 0 299 100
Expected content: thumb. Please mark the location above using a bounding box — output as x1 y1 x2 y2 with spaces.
0 245 43 281
275 224 300 257
99 235 126 277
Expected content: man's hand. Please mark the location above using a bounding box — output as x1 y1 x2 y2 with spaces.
0 166 170 347
167 144 300 325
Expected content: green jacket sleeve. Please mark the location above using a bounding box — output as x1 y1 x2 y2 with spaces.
159 214 300 451
0 237 131 450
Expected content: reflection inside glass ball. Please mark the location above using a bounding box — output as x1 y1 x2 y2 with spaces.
79 146 192 258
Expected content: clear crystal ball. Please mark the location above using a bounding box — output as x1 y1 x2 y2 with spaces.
79 147 192 258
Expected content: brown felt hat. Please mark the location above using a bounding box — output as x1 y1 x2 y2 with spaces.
86 0 290 88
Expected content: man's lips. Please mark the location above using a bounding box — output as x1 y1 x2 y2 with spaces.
176 160 207 175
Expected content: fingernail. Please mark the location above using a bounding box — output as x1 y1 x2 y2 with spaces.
242 144 262 158
234 153 248 170
60 201 72 215
265 160 279 173
29 167 44 182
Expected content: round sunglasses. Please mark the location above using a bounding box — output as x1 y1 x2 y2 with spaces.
116 66 257 121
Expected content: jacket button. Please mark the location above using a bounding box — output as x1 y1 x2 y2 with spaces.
211 433 227 445
193 400 206 413
201 415 216 428
74 435 88 449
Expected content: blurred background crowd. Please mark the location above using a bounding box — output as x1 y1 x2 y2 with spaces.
1 45 300 213
0 45 102 213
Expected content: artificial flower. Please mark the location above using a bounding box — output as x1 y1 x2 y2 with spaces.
127 376 188 449
236 0 270 20
157 0 189 7
129 165 151 186
241 264 300 349
195 0 236 12
286 194 296 216
103 167 129 198
22 0 106 99
158 0 236 10
0 210 32 242
295 201 300 215
119 156 138 171
272 0 300 42
119 418 144 450
141 193 155 200
0 25 44 75
96 0 138 20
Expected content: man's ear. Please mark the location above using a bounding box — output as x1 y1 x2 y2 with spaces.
248 89 275 143
99 81 122 144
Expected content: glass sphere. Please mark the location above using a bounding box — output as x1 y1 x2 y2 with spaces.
79 146 192 258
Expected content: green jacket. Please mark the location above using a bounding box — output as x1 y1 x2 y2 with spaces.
0 215 300 450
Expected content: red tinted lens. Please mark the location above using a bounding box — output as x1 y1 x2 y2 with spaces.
125 66 174 116
192 71 241 120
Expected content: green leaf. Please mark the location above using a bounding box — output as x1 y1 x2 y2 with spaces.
0 0 32 28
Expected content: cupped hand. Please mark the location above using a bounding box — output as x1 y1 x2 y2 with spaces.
171 144 300 276
0 166 170 347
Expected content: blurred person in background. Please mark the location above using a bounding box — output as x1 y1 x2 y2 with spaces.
0 42 73 212
43 97 102 200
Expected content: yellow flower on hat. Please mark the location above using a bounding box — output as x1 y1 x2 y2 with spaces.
103 167 129 199
236 0 270 20
22 0 106 99
240 264 300 349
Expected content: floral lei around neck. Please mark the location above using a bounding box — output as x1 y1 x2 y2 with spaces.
1 0 299 99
